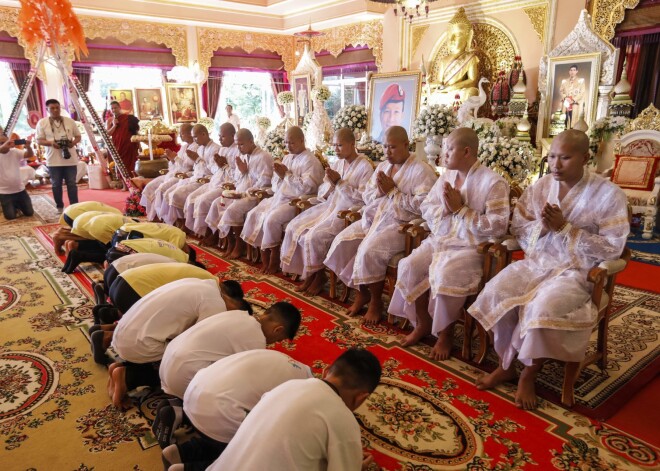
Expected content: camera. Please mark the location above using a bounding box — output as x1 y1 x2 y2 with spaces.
13 139 27 145
56 138 71 159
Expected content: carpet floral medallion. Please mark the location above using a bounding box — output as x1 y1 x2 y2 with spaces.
0 216 657 470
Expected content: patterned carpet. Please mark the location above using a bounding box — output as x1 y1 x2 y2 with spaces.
0 214 659 469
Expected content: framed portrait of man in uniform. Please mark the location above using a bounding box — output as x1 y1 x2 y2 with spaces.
367 71 422 143
546 53 600 135
292 74 312 128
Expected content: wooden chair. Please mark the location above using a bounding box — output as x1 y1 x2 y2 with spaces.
489 238 631 407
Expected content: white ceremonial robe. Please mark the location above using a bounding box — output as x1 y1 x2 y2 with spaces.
208 378 363 471
184 350 313 444
324 154 437 287
143 142 196 221
241 149 324 249
388 162 509 334
280 155 374 279
161 141 222 224
183 143 240 235
205 147 273 237
468 172 629 368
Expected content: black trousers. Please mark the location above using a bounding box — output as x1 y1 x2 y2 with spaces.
0 190 34 220
108 276 142 314
103 265 120 295
177 434 228 471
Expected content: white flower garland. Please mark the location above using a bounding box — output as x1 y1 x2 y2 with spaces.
277 91 294 105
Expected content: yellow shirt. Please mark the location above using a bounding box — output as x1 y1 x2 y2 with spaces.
71 211 113 240
60 201 122 226
84 214 135 245
120 263 216 297
119 238 189 263
119 222 187 249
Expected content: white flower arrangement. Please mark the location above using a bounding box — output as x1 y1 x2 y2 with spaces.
277 91 294 106
589 116 629 143
332 105 367 131
462 118 500 140
357 139 385 162
311 85 331 103
412 105 458 139
256 116 271 129
264 125 286 159
197 117 216 134
477 136 537 182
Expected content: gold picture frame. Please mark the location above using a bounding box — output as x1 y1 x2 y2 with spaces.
165 83 200 124
546 52 601 136
108 89 134 115
291 74 312 127
135 88 164 120
367 70 422 143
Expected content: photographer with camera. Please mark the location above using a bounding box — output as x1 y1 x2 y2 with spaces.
36 99 81 212
0 128 34 220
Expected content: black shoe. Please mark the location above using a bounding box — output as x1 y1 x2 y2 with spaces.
92 281 106 305
62 250 83 274
152 400 183 449
92 303 113 324
99 306 120 324
90 330 110 365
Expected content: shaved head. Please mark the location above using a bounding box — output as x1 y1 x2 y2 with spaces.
451 127 479 156
285 126 306 155
286 126 305 141
384 126 409 145
236 128 254 143
220 122 235 136
335 127 355 145
219 122 235 147
179 123 194 144
192 124 208 136
180 123 193 134
554 129 590 154
192 124 211 146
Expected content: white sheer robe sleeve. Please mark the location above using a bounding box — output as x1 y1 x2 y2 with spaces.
335 160 373 205
282 154 324 196
461 180 510 238
389 167 436 221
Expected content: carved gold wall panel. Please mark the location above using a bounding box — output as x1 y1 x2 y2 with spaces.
0 6 41 69
429 22 517 86
197 28 295 78
591 0 640 41
624 104 660 133
523 5 548 44
411 25 430 59
307 20 384 71
79 16 188 66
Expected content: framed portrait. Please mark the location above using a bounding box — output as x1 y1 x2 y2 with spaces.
165 83 200 124
135 88 164 120
367 71 422 143
291 74 312 127
109 89 134 115
546 53 601 136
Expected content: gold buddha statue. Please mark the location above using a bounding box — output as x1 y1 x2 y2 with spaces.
429 8 481 105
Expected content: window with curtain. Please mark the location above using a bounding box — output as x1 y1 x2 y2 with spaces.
216 71 279 135
322 66 374 119
0 61 32 138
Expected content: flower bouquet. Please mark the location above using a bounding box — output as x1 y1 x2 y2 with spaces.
124 189 146 217
463 118 500 140
477 136 536 183
311 85 331 103
412 105 458 139
198 117 216 134
357 139 385 163
589 116 629 143
264 125 286 159
277 91 294 106
495 117 521 138
332 105 367 132
256 116 271 130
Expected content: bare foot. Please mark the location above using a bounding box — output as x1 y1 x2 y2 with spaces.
64 240 78 257
295 276 314 293
429 327 454 361
111 366 128 408
227 238 245 260
362 299 383 326
515 367 540 410
401 323 432 348
222 236 235 255
107 362 122 398
347 290 370 317
475 365 517 391
260 250 270 273
305 271 327 296
199 232 219 247
265 249 280 274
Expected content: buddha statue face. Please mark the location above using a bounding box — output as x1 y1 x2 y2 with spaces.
447 23 472 55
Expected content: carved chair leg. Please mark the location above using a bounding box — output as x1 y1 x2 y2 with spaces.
328 270 338 299
339 284 351 304
596 316 609 371
562 361 582 407
462 311 474 360
474 324 489 365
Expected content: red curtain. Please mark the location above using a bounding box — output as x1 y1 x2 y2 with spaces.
9 61 43 117
613 32 660 117
270 71 289 118
202 70 223 120
74 66 92 92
